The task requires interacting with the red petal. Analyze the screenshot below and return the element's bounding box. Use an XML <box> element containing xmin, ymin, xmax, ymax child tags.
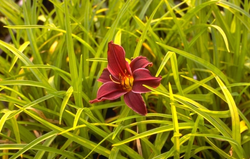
<box><xmin>107</xmin><ymin>41</ymin><xmax>132</xmax><ymax>77</ymax></box>
<box><xmin>97</xmin><ymin>68</ymin><xmax>110</xmax><ymax>83</ymax></box>
<box><xmin>89</xmin><ymin>82</ymin><xmax>127</xmax><ymax>103</ymax></box>
<box><xmin>98</xmin><ymin>68</ymin><xmax>111</xmax><ymax>83</ymax></box>
<box><xmin>132</xmin><ymin>68</ymin><xmax>162</xmax><ymax>93</ymax></box>
<box><xmin>130</xmin><ymin>56</ymin><xmax>153</xmax><ymax>72</ymax></box>
<box><xmin>124</xmin><ymin>91</ymin><xmax>147</xmax><ymax>115</ymax></box>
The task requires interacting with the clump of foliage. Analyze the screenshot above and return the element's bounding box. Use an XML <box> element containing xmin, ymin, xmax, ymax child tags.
<box><xmin>0</xmin><ymin>0</ymin><xmax>250</xmax><ymax>159</ymax></box>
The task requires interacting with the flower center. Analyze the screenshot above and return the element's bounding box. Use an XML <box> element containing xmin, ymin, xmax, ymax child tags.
<box><xmin>120</xmin><ymin>75</ymin><xmax>134</xmax><ymax>91</ymax></box>
<box><xmin>109</xmin><ymin>74</ymin><xmax>134</xmax><ymax>91</ymax></box>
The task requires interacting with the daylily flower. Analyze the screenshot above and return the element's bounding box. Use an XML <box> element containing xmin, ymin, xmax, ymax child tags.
<box><xmin>90</xmin><ymin>41</ymin><xmax>162</xmax><ymax>115</ymax></box>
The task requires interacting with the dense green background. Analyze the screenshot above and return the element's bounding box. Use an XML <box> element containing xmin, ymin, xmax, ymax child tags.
<box><xmin>0</xmin><ymin>0</ymin><xmax>250</xmax><ymax>158</ymax></box>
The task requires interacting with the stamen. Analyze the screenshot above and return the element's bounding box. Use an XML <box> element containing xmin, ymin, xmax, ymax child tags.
<box><xmin>109</xmin><ymin>75</ymin><xmax>120</xmax><ymax>84</ymax></box>
<box><xmin>129</xmin><ymin>78</ymin><xmax>133</xmax><ymax>87</ymax></box>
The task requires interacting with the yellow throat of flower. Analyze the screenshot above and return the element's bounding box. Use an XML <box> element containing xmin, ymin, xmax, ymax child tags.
<box><xmin>121</xmin><ymin>75</ymin><xmax>134</xmax><ymax>91</ymax></box>
<box><xmin>109</xmin><ymin>74</ymin><xmax>134</xmax><ymax>91</ymax></box>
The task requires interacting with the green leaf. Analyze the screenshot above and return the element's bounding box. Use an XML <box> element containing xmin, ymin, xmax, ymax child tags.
<box><xmin>59</xmin><ymin>86</ymin><xmax>73</xmax><ymax>125</ymax></box>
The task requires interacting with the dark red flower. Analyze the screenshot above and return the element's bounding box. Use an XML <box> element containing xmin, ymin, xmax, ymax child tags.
<box><xmin>90</xmin><ymin>41</ymin><xmax>162</xmax><ymax>115</ymax></box>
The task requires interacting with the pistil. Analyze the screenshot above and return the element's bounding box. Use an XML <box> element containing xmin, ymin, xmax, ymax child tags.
<box><xmin>109</xmin><ymin>75</ymin><xmax>120</xmax><ymax>84</ymax></box>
